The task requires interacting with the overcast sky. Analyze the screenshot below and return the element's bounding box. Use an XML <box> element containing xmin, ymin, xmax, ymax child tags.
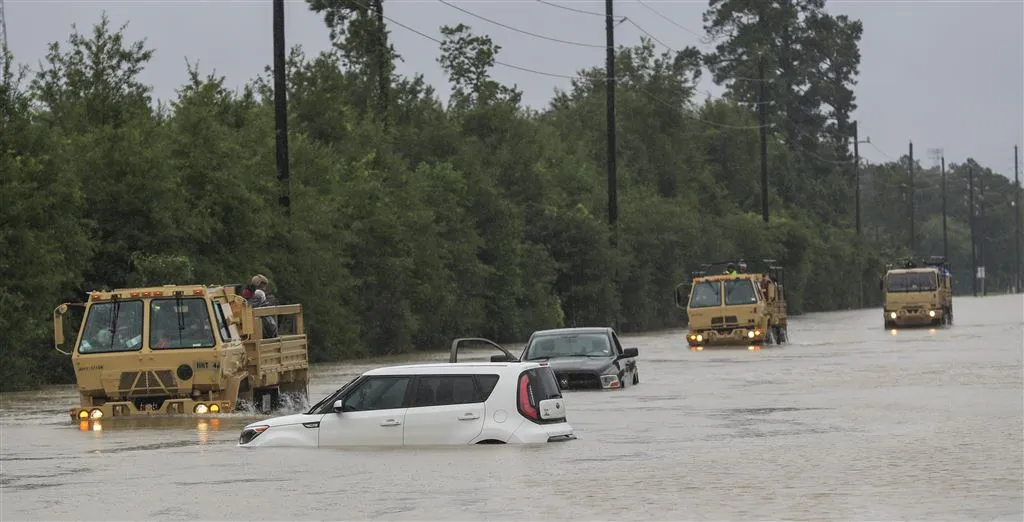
<box><xmin>6</xmin><ymin>0</ymin><xmax>1023</xmax><ymax>177</ymax></box>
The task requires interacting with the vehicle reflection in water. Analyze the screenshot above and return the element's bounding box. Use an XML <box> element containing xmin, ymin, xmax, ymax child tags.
<box><xmin>890</xmin><ymin>328</ymin><xmax>898</xmax><ymax>336</ymax></box>
<box><xmin>689</xmin><ymin>345</ymin><xmax>766</xmax><ymax>352</ymax></box>
<box><xmin>75</xmin><ymin>415</ymin><xmax>233</xmax><ymax>444</ymax></box>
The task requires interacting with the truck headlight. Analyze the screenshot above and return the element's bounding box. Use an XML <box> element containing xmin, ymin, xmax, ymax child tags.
<box><xmin>928</xmin><ymin>310</ymin><xmax>936</xmax><ymax>318</ymax></box>
<box><xmin>600</xmin><ymin>374</ymin><xmax>621</xmax><ymax>389</ymax></box>
<box><xmin>890</xmin><ymin>312</ymin><xmax>897</xmax><ymax>319</ymax></box>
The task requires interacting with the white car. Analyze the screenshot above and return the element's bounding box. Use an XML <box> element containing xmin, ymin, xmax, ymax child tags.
<box><xmin>237</xmin><ymin>357</ymin><xmax>575</xmax><ymax>447</ymax></box>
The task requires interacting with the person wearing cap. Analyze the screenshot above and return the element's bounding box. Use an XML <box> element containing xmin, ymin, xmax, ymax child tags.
<box><xmin>242</xmin><ymin>274</ymin><xmax>277</xmax><ymax>304</ymax></box>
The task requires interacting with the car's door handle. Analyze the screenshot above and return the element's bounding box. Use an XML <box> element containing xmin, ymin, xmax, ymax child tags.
<box><xmin>457</xmin><ymin>413</ymin><xmax>480</xmax><ymax>421</ymax></box>
<box><xmin>380</xmin><ymin>419</ymin><xmax>401</xmax><ymax>427</ymax></box>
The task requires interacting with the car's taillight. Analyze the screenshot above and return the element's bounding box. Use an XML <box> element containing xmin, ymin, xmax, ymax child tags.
<box><xmin>518</xmin><ymin>373</ymin><xmax>539</xmax><ymax>422</ymax></box>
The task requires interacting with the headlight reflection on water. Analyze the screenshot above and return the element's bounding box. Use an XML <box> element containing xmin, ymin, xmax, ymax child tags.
<box><xmin>77</xmin><ymin>417</ymin><xmax>221</xmax><ymax>443</ymax></box>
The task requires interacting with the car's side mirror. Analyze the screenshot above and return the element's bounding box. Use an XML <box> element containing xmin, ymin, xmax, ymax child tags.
<box><xmin>621</xmin><ymin>347</ymin><xmax>639</xmax><ymax>358</ymax></box>
<box><xmin>490</xmin><ymin>354</ymin><xmax>516</xmax><ymax>362</ymax></box>
<box><xmin>332</xmin><ymin>399</ymin><xmax>344</xmax><ymax>413</ymax></box>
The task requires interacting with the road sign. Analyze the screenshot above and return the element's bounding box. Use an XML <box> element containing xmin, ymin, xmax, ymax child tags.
<box><xmin>976</xmin><ymin>266</ymin><xmax>986</xmax><ymax>279</ymax></box>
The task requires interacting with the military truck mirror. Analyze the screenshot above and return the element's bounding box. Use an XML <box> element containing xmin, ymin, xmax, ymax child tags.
<box><xmin>53</xmin><ymin>303</ymin><xmax>73</xmax><ymax>355</ymax></box>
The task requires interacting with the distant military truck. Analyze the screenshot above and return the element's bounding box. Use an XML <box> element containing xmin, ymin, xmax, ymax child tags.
<box><xmin>53</xmin><ymin>284</ymin><xmax>309</xmax><ymax>421</ymax></box>
<box><xmin>880</xmin><ymin>256</ymin><xmax>953</xmax><ymax>328</ymax></box>
<box><xmin>674</xmin><ymin>260</ymin><xmax>789</xmax><ymax>349</ymax></box>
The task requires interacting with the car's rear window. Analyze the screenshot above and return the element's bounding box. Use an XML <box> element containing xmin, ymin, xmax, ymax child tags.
<box><xmin>474</xmin><ymin>374</ymin><xmax>500</xmax><ymax>400</ymax></box>
<box><xmin>527</xmin><ymin>367</ymin><xmax>562</xmax><ymax>400</ymax></box>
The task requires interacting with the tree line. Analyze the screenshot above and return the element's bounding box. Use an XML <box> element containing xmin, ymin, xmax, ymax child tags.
<box><xmin>1</xmin><ymin>0</ymin><xmax>1020</xmax><ymax>391</ymax></box>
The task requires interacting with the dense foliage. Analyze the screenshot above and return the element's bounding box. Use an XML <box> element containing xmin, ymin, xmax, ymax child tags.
<box><xmin>1</xmin><ymin>1</ymin><xmax>1020</xmax><ymax>390</ymax></box>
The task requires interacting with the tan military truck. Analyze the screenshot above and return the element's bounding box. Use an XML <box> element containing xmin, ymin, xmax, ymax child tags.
<box><xmin>53</xmin><ymin>284</ymin><xmax>309</xmax><ymax>421</ymax></box>
<box><xmin>880</xmin><ymin>256</ymin><xmax>953</xmax><ymax>328</ymax></box>
<box><xmin>674</xmin><ymin>260</ymin><xmax>789</xmax><ymax>349</ymax></box>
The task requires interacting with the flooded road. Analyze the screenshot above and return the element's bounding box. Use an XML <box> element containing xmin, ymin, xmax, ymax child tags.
<box><xmin>2</xmin><ymin>294</ymin><xmax>1021</xmax><ymax>520</ymax></box>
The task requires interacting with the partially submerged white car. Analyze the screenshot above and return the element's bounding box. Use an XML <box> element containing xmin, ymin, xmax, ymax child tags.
<box><xmin>238</xmin><ymin>341</ymin><xmax>575</xmax><ymax>447</ymax></box>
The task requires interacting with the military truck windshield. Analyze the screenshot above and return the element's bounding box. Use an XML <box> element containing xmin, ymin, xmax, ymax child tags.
<box><xmin>724</xmin><ymin>279</ymin><xmax>759</xmax><ymax>305</ymax></box>
<box><xmin>887</xmin><ymin>272</ymin><xmax>937</xmax><ymax>292</ymax></box>
<box><xmin>524</xmin><ymin>333</ymin><xmax>612</xmax><ymax>360</ymax></box>
<box><xmin>78</xmin><ymin>300</ymin><xmax>144</xmax><ymax>354</ymax></box>
<box><xmin>150</xmin><ymin>297</ymin><xmax>216</xmax><ymax>349</ymax></box>
<box><xmin>689</xmin><ymin>281</ymin><xmax>722</xmax><ymax>308</ymax></box>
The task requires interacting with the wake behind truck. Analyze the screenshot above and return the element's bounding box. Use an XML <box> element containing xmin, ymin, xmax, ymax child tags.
<box><xmin>880</xmin><ymin>256</ymin><xmax>953</xmax><ymax>328</ymax></box>
<box><xmin>674</xmin><ymin>260</ymin><xmax>789</xmax><ymax>349</ymax></box>
<box><xmin>53</xmin><ymin>283</ymin><xmax>309</xmax><ymax>422</ymax></box>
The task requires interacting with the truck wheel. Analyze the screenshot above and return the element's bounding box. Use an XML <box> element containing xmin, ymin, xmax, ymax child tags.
<box><xmin>765</xmin><ymin>328</ymin><xmax>777</xmax><ymax>345</ymax></box>
<box><xmin>777</xmin><ymin>327</ymin><xmax>788</xmax><ymax>344</ymax></box>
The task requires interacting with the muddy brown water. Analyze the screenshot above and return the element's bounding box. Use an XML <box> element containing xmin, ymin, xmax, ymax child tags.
<box><xmin>1</xmin><ymin>294</ymin><xmax>1021</xmax><ymax>520</ymax></box>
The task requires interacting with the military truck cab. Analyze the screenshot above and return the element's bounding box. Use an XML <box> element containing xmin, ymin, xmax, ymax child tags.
<box><xmin>880</xmin><ymin>257</ymin><xmax>953</xmax><ymax>328</ymax></box>
<box><xmin>674</xmin><ymin>260</ymin><xmax>789</xmax><ymax>349</ymax></box>
<box><xmin>53</xmin><ymin>284</ymin><xmax>309</xmax><ymax>422</ymax></box>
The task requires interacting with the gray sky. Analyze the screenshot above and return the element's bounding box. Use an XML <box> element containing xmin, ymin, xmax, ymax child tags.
<box><xmin>6</xmin><ymin>0</ymin><xmax>1023</xmax><ymax>177</ymax></box>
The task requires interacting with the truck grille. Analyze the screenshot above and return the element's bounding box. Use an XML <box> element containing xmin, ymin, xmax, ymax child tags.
<box><xmin>117</xmin><ymin>370</ymin><xmax>180</xmax><ymax>397</ymax></box>
<box><xmin>554</xmin><ymin>372</ymin><xmax>601</xmax><ymax>390</ymax></box>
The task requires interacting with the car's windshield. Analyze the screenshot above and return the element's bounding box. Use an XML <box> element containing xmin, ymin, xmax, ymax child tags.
<box><xmin>724</xmin><ymin>279</ymin><xmax>759</xmax><ymax>305</ymax></box>
<box><xmin>150</xmin><ymin>297</ymin><xmax>216</xmax><ymax>349</ymax></box>
<box><xmin>524</xmin><ymin>333</ymin><xmax>612</xmax><ymax>360</ymax></box>
<box><xmin>887</xmin><ymin>272</ymin><xmax>937</xmax><ymax>292</ymax></box>
<box><xmin>307</xmin><ymin>376</ymin><xmax>360</xmax><ymax>414</ymax></box>
<box><xmin>77</xmin><ymin>300</ymin><xmax>144</xmax><ymax>354</ymax></box>
<box><xmin>689</xmin><ymin>281</ymin><xmax>722</xmax><ymax>308</ymax></box>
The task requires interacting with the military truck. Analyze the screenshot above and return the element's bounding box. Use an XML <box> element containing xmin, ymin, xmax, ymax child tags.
<box><xmin>674</xmin><ymin>260</ymin><xmax>789</xmax><ymax>349</ymax></box>
<box><xmin>880</xmin><ymin>256</ymin><xmax>953</xmax><ymax>328</ymax></box>
<box><xmin>53</xmin><ymin>284</ymin><xmax>309</xmax><ymax>421</ymax></box>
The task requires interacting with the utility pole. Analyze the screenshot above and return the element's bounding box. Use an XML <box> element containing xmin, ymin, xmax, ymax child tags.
<box><xmin>930</xmin><ymin>148</ymin><xmax>947</xmax><ymax>260</ymax></box>
<box><xmin>373</xmin><ymin>0</ymin><xmax>389</xmax><ymax>130</ymax></box>
<box><xmin>941</xmin><ymin>155</ymin><xmax>947</xmax><ymax>260</ymax></box>
<box><xmin>979</xmin><ymin>173</ymin><xmax>986</xmax><ymax>296</ymax></box>
<box><xmin>908</xmin><ymin>141</ymin><xmax>915</xmax><ymax>253</ymax></box>
<box><xmin>853</xmin><ymin>122</ymin><xmax>861</xmax><ymax>235</ymax></box>
<box><xmin>605</xmin><ymin>0</ymin><xmax>617</xmax><ymax>235</ymax></box>
<box><xmin>968</xmin><ymin>165</ymin><xmax>977</xmax><ymax>297</ymax></box>
<box><xmin>0</xmin><ymin>0</ymin><xmax>7</xmax><ymax>57</ymax></box>
<box><xmin>852</xmin><ymin>123</ymin><xmax>871</xmax><ymax>309</ymax></box>
<box><xmin>758</xmin><ymin>54</ymin><xmax>769</xmax><ymax>223</ymax></box>
<box><xmin>1015</xmin><ymin>145</ymin><xmax>1020</xmax><ymax>293</ymax></box>
<box><xmin>272</xmin><ymin>0</ymin><xmax>291</xmax><ymax>214</ymax></box>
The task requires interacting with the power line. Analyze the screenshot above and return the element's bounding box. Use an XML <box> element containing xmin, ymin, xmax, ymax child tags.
<box><xmin>438</xmin><ymin>0</ymin><xmax>607</xmax><ymax>49</ymax></box>
<box><xmin>367</xmin><ymin>4</ymin><xmax>773</xmax><ymax>131</ymax></box>
<box><xmin>535</xmin><ymin>0</ymin><xmax>615</xmax><ymax>19</ymax></box>
<box><xmin>635</xmin><ymin>0</ymin><xmax>707</xmax><ymax>43</ymax></box>
<box><xmin>622</xmin><ymin>17</ymin><xmax>674</xmax><ymax>52</ymax></box>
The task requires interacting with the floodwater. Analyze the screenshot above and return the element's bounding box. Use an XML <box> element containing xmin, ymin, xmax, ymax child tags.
<box><xmin>1</xmin><ymin>294</ymin><xmax>1021</xmax><ymax>521</ymax></box>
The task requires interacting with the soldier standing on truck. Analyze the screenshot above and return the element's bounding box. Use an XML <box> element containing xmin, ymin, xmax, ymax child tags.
<box><xmin>243</xmin><ymin>274</ymin><xmax>280</xmax><ymax>306</ymax></box>
<box><xmin>248</xmin><ymin>289</ymin><xmax>279</xmax><ymax>338</ymax></box>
